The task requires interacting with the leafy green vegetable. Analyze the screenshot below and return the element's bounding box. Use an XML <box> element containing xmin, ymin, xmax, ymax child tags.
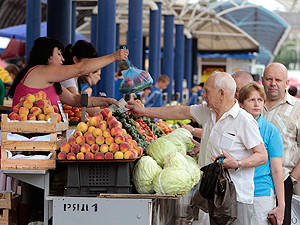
<box><xmin>133</xmin><ymin>156</ymin><xmax>162</xmax><ymax>194</ymax></box>
<box><xmin>185</xmin><ymin>155</ymin><xmax>201</xmax><ymax>186</ymax></box>
<box><xmin>164</xmin><ymin>152</ymin><xmax>188</xmax><ymax>169</ymax></box>
<box><xmin>168</xmin><ymin>128</ymin><xmax>195</xmax><ymax>152</ymax></box>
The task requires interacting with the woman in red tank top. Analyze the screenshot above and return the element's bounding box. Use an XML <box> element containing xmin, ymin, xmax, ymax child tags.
<box><xmin>9</xmin><ymin>37</ymin><xmax>129</xmax><ymax>110</ymax></box>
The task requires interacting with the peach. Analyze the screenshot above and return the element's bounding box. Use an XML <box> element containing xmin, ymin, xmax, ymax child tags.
<box><xmin>118</xmin><ymin>121</ymin><xmax>123</xmax><ymax>128</ymax></box>
<box><xmin>38</xmin><ymin>91</ymin><xmax>47</xmax><ymax>99</ymax></box>
<box><xmin>76</xmin><ymin>136</ymin><xmax>85</xmax><ymax>145</ymax></box>
<box><xmin>107</xmin><ymin>116</ymin><xmax>117</xmax><ymax>125</ymax></box>
<box><xmin>94</xmin><ymin>152</ymin><xmax>105</xmax><ymax>160</ymax></box>
<box><xmin>8</xmin><ymin>112</ymin><xmax>18</xmax><ymax>120</ymax></box>
<box><xmin>109</xmin><ymin>120</ymin><xmax>120</xmax><ymax>129</ymax></box>
<box><xmin>104</xmin><ymin>152</ymin><xmax>114</xmax><ymax>159</ymax></box>
<box><xmin>77</xmin><ymin>122</ymin><xmax>88</xmax><ymax>133</ymax></box>
<box><xmin>53</xmin><ymin>105</ymin><xmax>59</xmax><ymax>113</ymax></box>
<box><xmin>54</xmin><ymin>113</ymin><xmax>61</xmax><ymax>122</ymax></box>
<box><xmin>30</xmin><ymin>107</ymin><xmax>42</xmax><ymax>116</ymax></box>
<box><xmin>20</xmin><ymin>96</ymin><xmax>26</xmax><ymax>102</ymax></box>
<box><xmin>101</xmin><ymin>108</ymin><xmax>112</xmax><ymax>119</ymax></box>
<box><xmin>124</xmin><ymin>150</ymin><xmax>135</xmax><ymax>159</ymax></box>
<box><xmin>45</xmin><ymin>113</ymin><xmax>54</xmax><ymax>121</ymax></box>
<box><xmin>114</xmin><ymin>151</ymin><xmax>124</xmax><ymax>159</ymax></box>
<box><xmin>23</xmin><ymin>100</ymin><xmax>33</xmax><ymax>109</ymax></box>
<box><xmin>19</xmin><ymin>107</ymin><xmax>29</xmax><ymax>115</ymax></box>
<box><xmin>100</xmin><ymin>144</ymin><xmax>109</xmax><ymax>154</ymax></box>
<box><xmin>76</xmin><ymin>152</ymin><xmax>85</xmax><ymax>160</ymax></box>
<box><xmin>71</xmin><ymin>144</ymin><xmax>80</xmax><ymax>154</ymax></box>
<box><xmin>58</xmin><ymin>152</ymin><xmax>67</xmax><ymax>160</ymax></box>
<box><xmin>34</xmin><ymin>93</ymin><xmax>42</xmax><ymax>101</ymax></box>
<box><xmin>89</xmin><ymin>116</ymin><xmax>100</xmax><ymax>127</ymax></box>
<box><xmin>136</xmin><ymin>146</ymin><xmax>143</xmax><ymax>156</ymax></box>
<box><xmin>42</xmin><ymin>99</ymin><xmax>48</xmax><ymax>107</ymax></box>
<box><xmin>60</xmin><ymin>142</ymin><xmax>71</xmax><ymax>153</ymax></box>
<box><xmin>35</xmin><ymin>99</ymin><xmax>45</xmax><ymax>108</ymax></box>
<box><xmin>43</xmin><ymin>105</ymin><xmax>54</xmax><ymax>115</ymax></box>
<box><xmin>45</xmin><ymin>98</ymin><xmax>51</xmax><ymax>105</ymax></box>
<box><xmin>115</xmin><ymin>135</ymin><xmax>126</xmax><ymax>144</ymax></box>
<box><xmin>122</xmin><ymin>129</ymin><xmax>127</xmax><ymax>135</ymax></box>
<box><xmin>84</xmin><ymin>131</ymin><xmax>93</xmax><ymax>139</ymax></box>
<box><xmin>86</xmin><ymin>135</ymin><xmax>96</xmax><ymax>145</ymax></box>
<box><xmin>27</xmin><ymin>114</ymin><xmax>36</xmax><ymax>120</ymax></box>
<box><xmin>98</xmin><ymin>121</ymin><xmax>107</xmax><ymax>131</ymax></box>
<box><xmin>105</xmin><ymin>136</ymin><xmax>114</xmax><ymax>145</ymax></box>
<box><xmin>129</xmin><ymin>139</ymin><xmax>137</xmax><ymax>149</ymax></box>
<box><xmin>92</xmin><ymin>128</ymin><xmax>102</xmax><ymax>137</ymax></box>
<box><xmin>17</xmin><ymin>114</ymin><xmax>28</xmax><ymax>121</ymax></box>
<box><xmin>93</xmin><ymin>112</ymin><xmax>103</xmax><ymax>121</ymax></box>
<box><xmin>12</xmin><ymin>105</ymin><xmax>20</xmax><ymax>114</ymax></box>
<box><xmin>95</xmin><ymin>135</ymin><xmax>105</xmax><ymax>145</ymax></box>
<box><xmin>19</xmin><ymin>100</ymin><xmax>25</xmax><ymax>107</ymax></box>
<box><xmin>111</xmin><ymin>127</ymin><xmax>123</xmax><ymax>137</ymax></box>
<box><xmin>80</xmin><ymin>144</ymin><xmax>90</xmax><ymax>154</ymax></box>
<box><xmin>91</xmin><ymin>144</ymin><xmax>100</xmax><ymax>153</ymax></box>
<box><xmin>74</xmin><ymin>130</ymin><xmax>83</xmax><ymax>138</ymax></box>
<box><xmin>37</xmin><ymin>114</ymin><xmax>46</xmax><ymax>121</ymax></box>
<box><xmin>26</xmin><ymin>94</ymin><xmax>35</xmax><ymax>102</ymax></box>
<box><xmin>88</xmin><ymin>126</ymin><xmax>96</xmax><ymax>133</ymax></box>
<box><xmin>68</xmin><ymin>137</ymin><xmax>76</xmax><ymax>146</ymax></box>
<box><xmin>85</xmin><ymin>152</ymin><xmax>94</xmax><ymax>160</ymax></box>
<box><xmin>132</xmin><ymin>149</ymin><xmax>138</xmax><ymax>158</ymax></box>
<box><xmin>124</xmin><ymin>134</ymin><xmax>132</xmax><ymax>140</ymax></box>
<box><xmin>103</xmin><ymin>129</ymin><xmax>111</xmax><ymax>138</ymax></box>
<box><xmin>120</xmin><ymin>142</ymin><xmax>130</xmax><ymax>153</ymax></box>
<box><xmin>109</xmin><ymin>143</ymin><xmax>119</xmax><ymax>153</ymax></box>
<box><xmin>67</xmin><ymin>152</ymin><xmax>76</xmax><ymax>160</ymax></box>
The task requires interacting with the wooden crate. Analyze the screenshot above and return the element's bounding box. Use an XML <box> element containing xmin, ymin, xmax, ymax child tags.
<box><xmin>0</xmin><ymin>187</ymin><xmax>22</xmax><ymax>210</ymax></box>
<box><xmin>1</xmin><ymin>114</ymin><xmax>68</xmax><ymax>170</ymax></box>
<box><xmin>0</xmin><ymin>209</ymin><xmax>17</xmax><ymax>225</ymax></box>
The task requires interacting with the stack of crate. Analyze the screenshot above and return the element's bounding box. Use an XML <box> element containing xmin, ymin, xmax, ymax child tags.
<box><xmin>0</xmin><ymin>187</ymin><xmax>21</xmax><ymax>225</ymax></box>
<box><xmin>1</xmin><ymin>114</ymin><xmax>68</xmax><ymax>170</ymax></box>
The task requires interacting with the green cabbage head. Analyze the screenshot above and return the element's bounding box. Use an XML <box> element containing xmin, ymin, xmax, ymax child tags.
<box><xmin>185</xmin><ymin>155</ymin><xmax>201</xmax><ymax>186</ymax></box>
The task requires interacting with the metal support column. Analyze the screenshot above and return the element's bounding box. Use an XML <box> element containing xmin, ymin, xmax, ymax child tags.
<box><xmin>156</xmin><ymin>2</ymin><xmax>162</xmax><ymax>76</ymax></box>
<box><xmin>96</xmin><ymin>0</ymin><xmax>116</xmax><ymax>97</ymax></box>
<box><xmin>26</xmin><ymin>0</ymin><xmax>41</xmax><ymax>59</ymax></box>
<box><xmin>91</xmin><ymin>14</ymin><xmax>97</xmax><ymax>48</ymax></box>
<box><xmin>163</xmin><ymin>15</ymin><xmax>174</xmax><ymax>102</ymax></box>
<box><xmin>185</xmin><ymin>37</ymin><xmax>192</xmax><ymax>98</ymax></box>
<box><xmin>174</xmin><ymin>24</ymin><xmax>184</xmax><ymax>102</ymax></box>
<box><xmin>47</xmin><ymin>0</ymin><xmax>72</xmax><ymax>46</ymax></box>
<box><xmin>127</xmin><ymin>0</ymin><xmax>143</xmax><ymax>68</ymax></box>
<box><xmin>192</xmin><ymin>38</ymin><xmax>198</xmax><ymax>87</ymax></box>
<box><xmin>71</xmin><ymin>1</ymin><xmax>76</xmax><ymax>44</ymax></box>
<box><xmin>149</xmin><ymin>3</ymin><xmax>159</xmax><ymax>83</ymax></box>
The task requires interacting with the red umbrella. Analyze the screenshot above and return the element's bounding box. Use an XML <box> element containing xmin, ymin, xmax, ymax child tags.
<box><xmin>1</xmin><ymin>38</ymin><xmax>25</xmax><ymax>60</ymax></box>
<box><xmin>288</xmin><ymin>78</ymin><xmax>300</xmax><ymax>87</ymax></box>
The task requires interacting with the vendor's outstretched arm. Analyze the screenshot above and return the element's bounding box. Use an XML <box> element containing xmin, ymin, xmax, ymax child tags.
<box><xmin>126</xmin><ymin>101</ymin><xmax>192</xmax><ymax>120</ymax></box>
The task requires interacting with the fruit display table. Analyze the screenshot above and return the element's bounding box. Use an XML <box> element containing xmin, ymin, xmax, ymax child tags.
<box><xmin>52</xmin><ymin>194</ymin><xmax>181</xmax><ymax>225</ymax></box>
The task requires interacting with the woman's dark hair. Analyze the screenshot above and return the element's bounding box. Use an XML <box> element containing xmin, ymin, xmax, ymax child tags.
<box><xmin>8</xmin><ymin>37</ymin><xmax>64</xmax><ymax>97</ymax></box>
<box><xmin>63</xmin><ymin>40</ymin><xmax>98</xmax><ymax>93</ymax></box>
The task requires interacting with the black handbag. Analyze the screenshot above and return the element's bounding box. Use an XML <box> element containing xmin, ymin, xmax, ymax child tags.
<box><xmin>199</xmin><ymin>159</ymin><xmax>221</xmax><ymax>199</ymax></box>
<box><xmin>208</xmin><ymin>164</ymin><xmax>237</xmax><ymax>225</ymax></box>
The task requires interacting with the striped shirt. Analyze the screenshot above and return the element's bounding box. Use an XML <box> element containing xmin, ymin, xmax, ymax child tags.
<box><xmin>263</xmin><ymin>91</ymin><xmax>300</xmax><ymax>180</ymax></box>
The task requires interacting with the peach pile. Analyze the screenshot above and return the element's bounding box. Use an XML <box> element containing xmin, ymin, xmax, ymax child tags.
<box><xmin>9</xmin><ymin>91</ymin><xmax>62</xmax><ymax>122</ymax></box>
<box><xmin>57</xmin><ymin>108</ymin><xmax>142</xmax><ymax>160</ymax></box>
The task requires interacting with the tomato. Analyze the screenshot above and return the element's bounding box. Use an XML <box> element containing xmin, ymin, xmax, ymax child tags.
<box><xmin>63</xmin><ymin>105</ymin><xmax>72</xmax><ymax>110</ymax></box>
<box><xmin>63</xmin><ymin>109</ymin><xmax>71</xmax><ymax>114</ymax></box>
<box><xmin>71</xmin><ymin>117</ymin><xmax>80</xmax><ymax>121</ymax></box>
<box><xmin>75</xmin><ymin>111</ymin><xmax>81</xmax><ymax>118</ymax></box>
<box><xmin>72</xmin><ymin>107</ymin><xmax>80</xmax><ymax>113</ymax></box>
<box><xmin>68</xmin><ymin>111</ymin><xmax>75</xmax><ymax>117</ymax></box>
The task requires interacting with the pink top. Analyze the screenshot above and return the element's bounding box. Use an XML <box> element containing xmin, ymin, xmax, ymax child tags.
<box><xmin>12</xmin><ymin>66</ymin><xmax>60</xmax><ymax>109</ymax></box>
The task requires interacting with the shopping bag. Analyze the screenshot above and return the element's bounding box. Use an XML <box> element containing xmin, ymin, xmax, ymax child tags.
<box><xmin>208</xmin><ymin>164</ymin><xmax>237</xmax><ymax>225</ymax></box>
<box><xmin>119</xmin><ymin>46</ymin><xmax>153</xmax><ymax>94</ymax></box>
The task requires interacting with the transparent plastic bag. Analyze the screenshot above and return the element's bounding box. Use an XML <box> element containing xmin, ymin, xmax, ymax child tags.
<box><xmin>119</xmin><ymin>47</ymin><xmax>153</xmax><ymax>94</ymax></box>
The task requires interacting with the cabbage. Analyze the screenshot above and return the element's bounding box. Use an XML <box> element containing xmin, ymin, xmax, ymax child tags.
<box><xmin>153</xmin><ymin>167</ymin><xmax>193</xmax><ymax>195</ymax></box>
<box><xmin>164</xmin><ymin>152</ymin><xmax>188</xmax><ymax>169</ymax></box>
<box><xmin>185</xmin><ymin>155</ymin><xmax>201</xmax><ymax>186</ymax></box>
<box><xmin>146</xmin><ymin>136</ymin><xmax>186</xmax><ymax>167</ymax></box>
<box><xmin>133</xmin><ymin>156</ymin><xmax>162</xmax><ymax>194</ymax></box>
<box><xmin>169</xmin><ymin>128</ymin><xmax>195</xmax><ymax>152</ymax></box>
<box><xmin>161</xmin><ymin>135</ymin><xmax>187</xmax><ymax>156</ymax></box>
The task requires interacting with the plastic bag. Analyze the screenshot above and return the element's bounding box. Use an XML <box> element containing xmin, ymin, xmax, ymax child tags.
<box><xmin>119</xmin><ymin>47</ymin><xmax>153</xmax><ymax>94</ymax></box>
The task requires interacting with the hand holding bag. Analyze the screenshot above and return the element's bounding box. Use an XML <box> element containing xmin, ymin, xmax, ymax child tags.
<box><xmin>208</xmin><ymin>164</ymin><xmax>237</xmax><ymax>225</ymax></box>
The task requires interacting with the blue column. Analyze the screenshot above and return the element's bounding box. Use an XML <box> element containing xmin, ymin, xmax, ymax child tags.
<box><xmin>71</xmin><ymin>1</ymin><xmax>76</xmax><ymax>44</ymax></box>
<box><xmin>96</xmin><ymin>0</ymin><xmax>116</xmax><ymax>98</ymax></box>
<box><xmin>26</xmin><ymin>0</ymin><xmax>41</xmax><ymax>60</ymax></box>
<box><xmin>174</xmin><ymin>24</ymin><xmax>184</xmax><ymax>102</ymax></box>
<box><xmin>163</xmin><ymin>15</ymin><xmax>174</xmax><ymax>102</ymax></box>
<box><xmin>115</xmin><ymin>23</ymin><xmax>120</xmax><ymax>72</ymax></box>
<box><xmin>91</xmin><ymin>14</ymin><xmax>97</xmax><ymax>48</ymax></box>
<box><xmin>47</xmin><ymin>0</ymin><xmax>72</xmax><ymax>46</ymax></box>
<box><xmin>185</xmin><ymin>37</ymin><xmax>192</xmax><ymax>97</ymax></box>
<box><xmin>127</xmin><ymin>0</ymin><xmax>143</xmax><ymax>68</ymax></box>
<box><xmin>148</xmin><ymin>4</ymin><xmax>159</xmax><ymax>83</ymax></box>
<box><xmin>156</xmin><ymin>2</ymin><xmax>162</xmax><ymax>76</ymax></box>
<box><xmin>192</xmin><ymin>38</ymin><xmax>198</xmax><ymax>87</ymax></box>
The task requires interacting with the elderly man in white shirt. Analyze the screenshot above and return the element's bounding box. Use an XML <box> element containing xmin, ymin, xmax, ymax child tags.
<box><xmin>126</xmin><ymin>72</ymin><xmax>268</xmax><ymax>225</ymax></box>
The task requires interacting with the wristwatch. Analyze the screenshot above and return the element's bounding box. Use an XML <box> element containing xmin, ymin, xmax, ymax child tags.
<box><xmin>235</xmin><ymin>160</ymin><xmax>242</xmax><ymax>171</ymax></box>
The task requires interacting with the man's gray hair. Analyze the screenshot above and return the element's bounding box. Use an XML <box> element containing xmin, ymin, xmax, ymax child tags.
<box><xmin>213</xmin><ymin>72</ymin><xmax>236</xmax><ymax>98</ymax></box>
<box><xmin>232</xmin><ymin>70</ymin><xmax>253</xmax><ymax>83</ymax></box>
